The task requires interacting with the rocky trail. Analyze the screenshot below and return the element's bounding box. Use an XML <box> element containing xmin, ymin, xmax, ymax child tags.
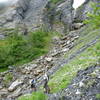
<box><xmin>0</xmin><ymin>26</ymin><xmax>100</xmax><ymax>100</ymax></box>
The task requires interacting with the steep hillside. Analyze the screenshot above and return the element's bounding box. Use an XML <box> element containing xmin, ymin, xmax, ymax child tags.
<box><xmin>0</xmin><ymin>0</ymin><xmax>100</xmax><ymax>100</ymax></box>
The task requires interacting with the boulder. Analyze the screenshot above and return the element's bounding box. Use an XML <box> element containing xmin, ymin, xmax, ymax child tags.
<box><xmin>8</xmin><ymin>79</ymin><xmax>23</xmax><ymax>92</ymax></box>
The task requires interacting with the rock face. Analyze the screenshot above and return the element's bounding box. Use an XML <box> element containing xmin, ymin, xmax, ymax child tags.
<box><xmin>43</xmin><ymin>0</ymin><xmax>74</xmax><ymax>34</ymax></box>
<box><xmin>0</xmin><ymin>0</ymin><xmax>75</xmax><ymax>33</ymax></box>
<box><xmin>0</xmin><ymin>0</ymin><xmax>49</xmax><ymax>31</ymax></box>
<box><xmin>24</xmin><ymin>0</ymin><xmax>49</xmax><ymax>30</ymax></box>
<box><xmin>48</xmin><ymin>64</ymin><xmax>100</xmax><ymax>100</ymax></box>
<box><xmin>0</xmin><ymin>0</ymin><xmax>29</xmax><ymax>28</ymax></box>
<box><xmin>74</xmin><ymin>0</ymin><xmax>100</xmax><ymax>22</ymax></box>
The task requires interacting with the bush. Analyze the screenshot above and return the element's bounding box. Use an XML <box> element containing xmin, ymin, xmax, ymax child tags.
<box><xmin>84</xmin><ymin>3</ymin><xmax>100</xmax><ymax>29</ymax></box>
<box><xmin>0</xmin><ymin>29</ymin><xmax>51</xmax><ymax>68</ymax></box>
<box><xmin>18</xmin><ymin>92</ymin><xmax>47</xmax><ymax>100</ymax></box>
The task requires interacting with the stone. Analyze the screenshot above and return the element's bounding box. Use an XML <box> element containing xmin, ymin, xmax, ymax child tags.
<box><xmin>45</xmin><ymin>57</ymin><xmax>53</xmax><ymax>62</ymax></box>
<box><xmin>67</xmin><ymin>40</ymin><xmax>71</xmax><ymax>45</ymax></box>
<box><xmin>7</xmin><ymin>88</ymin><xmax>22</xmax><ymax>98</ymax></box>
<box><xmin>62</xmin><ymin>48</ymin><xmax>69</xmax><ymax>52</ymax></box>
<box><xmin>0</xmin><ymin>88</ymin><xmax>8</xmax><ymax>96</ymax></box>
<box><xmin>73</xmin><ymin>23</ymin><xmax>84</xmax><ymax>29</ymax></box>
<box><xmin>79</xmin><ymin>81</ymin><xmax>84</xmax><ymax>87</ymax></box>
<box><xmin>8</xmin><ymin>79</ymin><xmax>23</xmax><ymax>92</ymax></box>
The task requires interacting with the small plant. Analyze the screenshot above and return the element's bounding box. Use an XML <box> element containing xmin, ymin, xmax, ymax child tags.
<box><xmin>18</xmin><ymin>92</ymin><xmax>47</xmax><ymax>100</ymax></box>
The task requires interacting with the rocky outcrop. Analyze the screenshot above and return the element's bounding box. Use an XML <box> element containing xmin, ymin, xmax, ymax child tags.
<box><xmin>74</xmin><ymin>0</ymin><xmax>100</xmax><ymax>22</ymax></box>
<box><xmin>0</xmin><ymin>0</ymin><xmax>29</xmax><ymax>28</ymax></box>
<box><xmin>43</xmin><ymin>0</ymin><xmax>74</xmax><ymax>34</ymax></box>
<box><xmin>48</xmin><ymin>64</ymin><xmax>100</xmax><ymax>100</ymax></box>
<box><xmin>0</xmin><ymin>0</ymin><xmax>49</xmax><ymax>31</ymax></box>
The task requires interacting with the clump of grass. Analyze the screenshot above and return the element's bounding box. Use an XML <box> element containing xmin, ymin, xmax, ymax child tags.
<box><xmin>0</xmin><ymin>29</ymin><xmax>53</xmax><ymax>69</ymax></box>
<box><xmin>18</xmin><ymin>92</ymin><xmax>47</xmax><ymax>100</ymax></box>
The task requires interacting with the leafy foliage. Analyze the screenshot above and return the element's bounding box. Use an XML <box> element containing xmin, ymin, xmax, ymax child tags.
<box><xmin>84</xmin><ymin>3</ymin><xmax>100</xmax><ymax>29</ymax></box>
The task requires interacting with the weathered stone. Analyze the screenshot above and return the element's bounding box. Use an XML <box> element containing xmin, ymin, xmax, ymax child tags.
<box><xmin>0</xmin><ymin>88</ymin><xmax>8</xmax><ymax>96</ymax></box>
<box><xmin>73</xmin><ymin>23</ymin><xmax>84</xmax><ymax>29</ymax></box>
<box><xmin>7</xmin><ymin>88</ymin><xmax>22</xmax><ymax>98</ymax></box>
<box><xmin>61</xmin><ymin>48</ymin><xmax>69</xmax><ymax>52</ymax></box>
<box><xmin>8</xmin><ymin>79</ymin><xmax>23</xmax><ymax>92</ymax></box>
<box><xmin>45</xmin><ymin>57</ymin><xmax>53</xmax><ymax>62</ymax></box>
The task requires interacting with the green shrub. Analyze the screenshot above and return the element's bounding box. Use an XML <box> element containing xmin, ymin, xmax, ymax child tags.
<box><xmin>18</xmin><ymin>92</ymin><xmax>47</xmax><ymax>100</ymax></box>
<box><xmin>84</xmin><ymin>3</ymin><xmax>100</xmax><ymax>29</ymax></box>
<box><xmin>0</xmin><ymin>29</ymin><xmax>51</xmax><ymax>68</ymax></box>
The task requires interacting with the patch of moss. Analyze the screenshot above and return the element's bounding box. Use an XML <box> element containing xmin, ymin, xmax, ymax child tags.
<box><xmin>18</xmin><ymin>92</ymin><xmax>47</xmax><ymax>100</ymax></box>
<box><xmin>96</xmin><ymin>94</ymin><xmax>100</xmax><ymax>99</ymax></box>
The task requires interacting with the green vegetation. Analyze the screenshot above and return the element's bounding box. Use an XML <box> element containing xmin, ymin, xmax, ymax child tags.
<box><xmin>96</xmin><ymin>94</ymin><xmax>100</xmax><ymax>99</ymax></box>
<box><xmin>48</xmin><ymin>26</ymin><xmax>100</xmax><ymax>93</ymax></box>
<box><xmin>0</xmin><ymin>29</ymin><xmax>53</xmax><ymax>69</ymax></box>
<box><xmin>84</xmin><ymin>3</ymin><xmax>100</xmax><ymax>29</ymax></box>
<box><xmin>18</xmin><ymin>92</ymin><xmax>47</xmax><ymax>100</ymax></box>
<box><xmin>50</xmin><ymin>0</ymin><xmax>61</xmax><ymax>4</ymax></box>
